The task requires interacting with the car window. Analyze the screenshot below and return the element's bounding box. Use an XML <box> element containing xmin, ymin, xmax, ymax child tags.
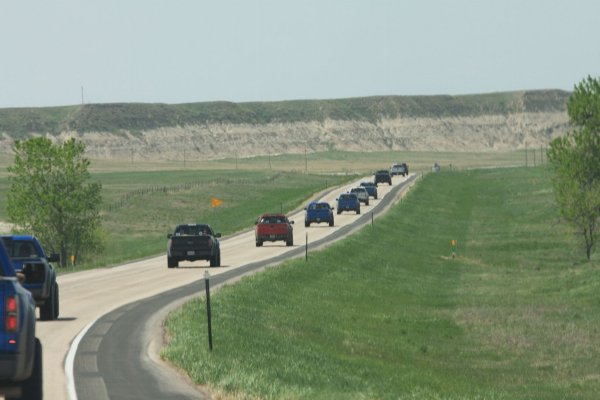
<box><xmin>15</xmin><ymin>242</ymin><xmax>38</xmax><ymax>258</ymax></box>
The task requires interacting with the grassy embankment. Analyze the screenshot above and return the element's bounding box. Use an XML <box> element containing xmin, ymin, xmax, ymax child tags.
<box><xmin>162</xmin><ymin>166</ymin><xmax>600</xmax><ymax>399</ymax></box>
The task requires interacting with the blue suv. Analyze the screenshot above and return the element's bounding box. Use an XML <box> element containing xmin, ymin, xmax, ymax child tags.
<box><xmin>336</xmin><ymin>193</ymin><xmax>361</xmax><ymax>215</ymax></box>
<box><xmin>304</xmin><ymin>202</ymin><xmax>335</xmax><ymax>227</ymax></box>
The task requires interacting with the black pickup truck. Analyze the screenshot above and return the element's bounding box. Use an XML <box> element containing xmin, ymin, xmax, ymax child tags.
<box><xmin>0</xmin><ymin>240</ymin><xmax>43</xmax><ymax>400</ymax></box>
<box><xmin>167</xmin><ymin>224</ymin><xmax>221</xmax><ymax>268</ymax></box>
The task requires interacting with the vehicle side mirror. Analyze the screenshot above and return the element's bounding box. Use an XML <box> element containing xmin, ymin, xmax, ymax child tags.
<box><xmin>290</xmin><ymin>220</ymin><xmax>294</xmax><ymax>224</ymax></box>
<box><xmin>167</xmin><ymin>233</ymin><xmax>173</xmax><ymax>239</ymax></box>
<box><xmin>331</xmin><ymin>207</ymin><xmax>335</xmax><ymax>210</ymax></box>
<box><xmin>48</xmin><ymin>253</ymin><xmax>60</xmax><ymax>263</ymax></box>
<box><xmin>215</xmin><ymin>233</ymin><xmax>222</xmax><ymax>238</ymax></box>
<box><xmin>16</xmin><ymin>272</ymin><xmax>25</xmax><ymax>284</ymax></box>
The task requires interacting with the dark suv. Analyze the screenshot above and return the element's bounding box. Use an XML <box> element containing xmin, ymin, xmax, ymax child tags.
<box><xmin>374</xmin><ymin>170</ymin><xmax>392</xmax><ymax>186</ymax></box>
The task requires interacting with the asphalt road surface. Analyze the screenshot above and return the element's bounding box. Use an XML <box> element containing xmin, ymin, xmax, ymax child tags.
<box><xmin>33</xmin><ymin>174</ymin><xmax>415</xmax><ymax>400</ymax></box>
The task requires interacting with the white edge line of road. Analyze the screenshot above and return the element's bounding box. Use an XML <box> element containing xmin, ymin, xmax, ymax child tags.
<box><xmin>65</xmin><ymin>320</ymin><xmax>96</xmax><ymax>400</ymax></box>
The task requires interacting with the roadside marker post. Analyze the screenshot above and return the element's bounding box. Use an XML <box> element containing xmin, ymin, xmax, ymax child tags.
<box><xmin>204</xmin><ymin>270</ymin><xmax>213</xmax><ymax>351</ymax></box>
<box><xmin>305</xmin><ymin>232</ymin><xmax>308</xmax><ymax>261</ymax></box>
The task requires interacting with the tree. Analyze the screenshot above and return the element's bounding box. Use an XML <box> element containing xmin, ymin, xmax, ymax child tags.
<box><xmin>547</xmin><ymin>76</ymin><xmax>600</xmax><ymax>260</ymax></box>
<box><xmin>7</xmin><ymin>137</ymin><xmax>104</xmax><ymax>267</ymax></box>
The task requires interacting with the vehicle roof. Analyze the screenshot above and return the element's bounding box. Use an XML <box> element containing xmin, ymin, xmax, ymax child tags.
<box><xmin>176</xmin><ymin>223</ymin><xmax>211</xmax><ymax>227</ymax></box>
<box><xmin>259</xmin><ymin>212</ymin><xmax>287</xmax><ymax>217</ymax></box>
<box><xmin>0</xmin><ymin>235</ymin><xmax>36</xmax><ymax>241</ymax></box>
<box><xmin>351</xmin><ymin>187</ymin><xmax>367</xmax><ymax>191</ymax></box>
<box><xmin>375</xmin><ymin>170</ymin><xmax>390</xmax><ymax>173</ymax></box>
<box><xmin>339</xmin><ymin>193</ymin><xmax>358</xmax><ymax>197</ymax></box>
<box><xmin>361</xmin><ymin>181</ymin><xmax>375</xmax><ymax>185</ymax></box>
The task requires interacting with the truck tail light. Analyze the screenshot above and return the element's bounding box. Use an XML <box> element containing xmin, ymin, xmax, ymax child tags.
<box><xmin>5</xmin><ymin>296</ymin><xmax>18</xmax><ymax>332</ymax></box>
<box><xmin>207</xmin><ymin>238</ymin><xmax>213</xmax><ymax>248</ymax></box>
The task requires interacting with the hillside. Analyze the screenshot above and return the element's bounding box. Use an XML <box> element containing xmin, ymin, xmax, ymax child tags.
<box><xmin>0</xmin><ymin>90</ymin><xmax>570</xmax><ymax>160</ymax></box>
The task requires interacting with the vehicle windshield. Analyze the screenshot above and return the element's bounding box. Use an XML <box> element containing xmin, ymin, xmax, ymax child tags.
<box><xmin>5</xmin><ymin>241</ymin><xmax>40</xmax><ymax>259</ymax></box>
<box><xmin>260</xmin><ymin>216</ymin><xmax>286</xmax><ymax>224</ymax></box>
<box><xmin>176</xmin><ymin>225</ymin><xmax>212</xmax><ymax>235</ymax></box>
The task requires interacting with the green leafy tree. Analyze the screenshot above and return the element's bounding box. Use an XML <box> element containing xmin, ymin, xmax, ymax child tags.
<box><xmin>548</xmin><ymin>76</ymin><xmax>600</xmax><ymax>260</ymax></box>
<box><xmin>7</xmin><ymin>137</ymin><xmax>104</xmax><ymax>267</ymax></box>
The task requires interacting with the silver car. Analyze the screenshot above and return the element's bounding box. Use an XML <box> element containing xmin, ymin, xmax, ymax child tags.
<box><xmin>350</xmin><ymin>187</ymin><xmax>370</xmax><ymax>205</ymax></box>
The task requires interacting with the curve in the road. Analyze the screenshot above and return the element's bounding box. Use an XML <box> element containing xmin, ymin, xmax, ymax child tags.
<box><xmin>72</xmin><ymin>175</ymin><xmax>417</xmax><ymax>400</ymax></box>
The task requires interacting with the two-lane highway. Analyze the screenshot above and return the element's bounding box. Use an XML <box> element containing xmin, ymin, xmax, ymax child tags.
<box><xmin>35</xmin><ymin>174</ymin><xmax>415</xmax><ymax>400</ymax></box>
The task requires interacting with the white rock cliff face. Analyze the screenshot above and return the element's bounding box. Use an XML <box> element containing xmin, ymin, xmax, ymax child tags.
<box><xmin>54</xmin><ymin>111</ymin><xmax>568</xmax><ymax>160</ymax></box>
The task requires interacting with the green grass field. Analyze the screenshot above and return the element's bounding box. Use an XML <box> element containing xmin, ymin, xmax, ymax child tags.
<box><xmin>162</xmin><ymin>166</ymin><xmax>599</xmax><ymax>399</ymax></box>
<box><xmin>0</xmin><ymin>149</ymin><xmax>545</xmax><ymax>268</ymax></box>
<box><xmin>84</xmin><ymin>170</ymin><xmax>354</xmax><ymax>268</ymax></box>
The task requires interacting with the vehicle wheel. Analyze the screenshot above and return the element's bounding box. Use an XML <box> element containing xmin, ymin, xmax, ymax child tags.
<box><xmin>39</xmin><ymin>285</ymin><xmax>55</xmax><ymax>321</ymax></box>
<box><xmin>53</xmin><ymin>283</ymin><xmax>59</xmax><ymax>320</ymax></box>
<box><xmin>356</xmin><ymin>208</ymin><xmax>361</xmax><ymax>215</ymax></box>
<box><xmin>329</xmin><ymin>218</ymin><xmax>334</xmax><ymax>227</ymax></box>
<box><xmin>286</xmin><ymin>237</ymin><xmax>293</xmax><ymax>246</ymax></box>
<box><xmin>167</xmin><ymin>257</ymin><xmax>177</xmax><ymax>268</ymax></box>
<box><xmin>17</xmin><ymin>338</ymin><xmax>42</xmax><ymax>400</ymax></box>
<box><xmin>337</xmin><ymin>210</ymin><xmax>341</xmax><ymax>215</ymax></box>
<box><xmin>305</xmin><ymin>221</ymin><xmax>310</xmax><ymax>227</ymax></box>
<box><xmin>256</xmin><ymin>240</ymin><xmax>263</xmax><ymax>247</ymax></box>
<box><xmin>366</xmin><ymin>200</ymin><xmax>369</xmax><ymax>206</ymax></box>
<box><xmin>210</xmin><ymin>252</ymin><xmax>220</xmax><ymax>267</ymax></box>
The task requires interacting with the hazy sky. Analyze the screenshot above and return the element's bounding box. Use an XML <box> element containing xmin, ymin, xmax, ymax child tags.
<box><xmin>1</xmin><ymin>0</ymin><xmax>599</xmax><ymax>108</ymax></box>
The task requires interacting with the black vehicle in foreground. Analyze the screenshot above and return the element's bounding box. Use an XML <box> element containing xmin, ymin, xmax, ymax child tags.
<box><xmin>374</xmin><ymin>170</ymin><xmax>392</xmax><ymax>186</ymax></box>
<box><xmin>167</xmin><ymin>224</ymin><xmax>221</xmax><ymax>268</ymax></box>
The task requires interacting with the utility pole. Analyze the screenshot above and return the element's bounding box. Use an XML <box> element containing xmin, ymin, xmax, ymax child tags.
<box><xmin>304</xmin><ymin>144</ymin><xmax>307</xmax><ymax>174</ymax></box>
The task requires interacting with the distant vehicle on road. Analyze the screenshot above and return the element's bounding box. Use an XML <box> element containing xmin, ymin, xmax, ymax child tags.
<box><xmin>360</xmin><ymin>181</ymin><xmax>378</xmax><ymax>199</ymax></box>
<box><xmin>167</xmin><ymin>224</ymin><xmax>221</xmax><ymax>268</ymax></box>
<box><xmin>374</xmin><ymin>170</ymin><xmax>392</xmax><ymax>186</ymax></box>
<box><xmin>1</xmin><ymin>235</ymin><xmax>60</xmax><ymax>321</ymax></box>
<box><xmin>304</xmin><ymin>202</ymin><xmax>334</xmax><ymax>227</ymax></box>
<box><xmin>390</xmin><ymin>163</ymin><xmax>408</xmax><ymax>177</ymax></box>
<box><xmin>350</xmin><ymin>187</ymin><xmax>370</xmax><ymax>205</ymax></box>
<box><xmin>336</xmin><ymin>193</ymin><xmax>361</xmax><ymax>215</ymax></box>
<box><xmin>255</xmin><ymin>213</ymin><xmax>294</xmax><ymax>247</ymax></box>
<box><xmin>0</xmin><ymin>240</ymin><xmax>43</xmax><ymax>400</ymax></box>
